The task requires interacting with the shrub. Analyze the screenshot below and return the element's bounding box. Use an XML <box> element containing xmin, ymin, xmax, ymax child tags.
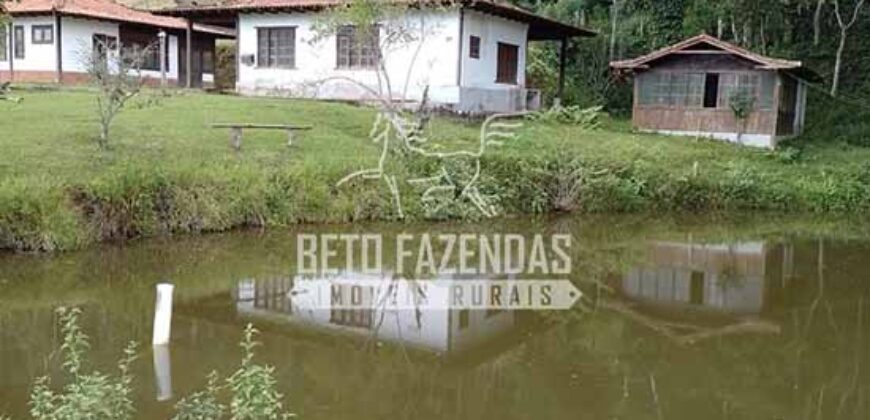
<box><xmin>29</xmin><ymin>307</ymin><xmax>138</xmax><ymax>420</ymax></box>
<box><xmin>173</xmin><ymin>324</ymin><xmax>294</xmax><ymax>420</ymax></box>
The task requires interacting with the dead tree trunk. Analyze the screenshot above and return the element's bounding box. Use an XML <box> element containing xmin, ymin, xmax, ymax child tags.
<box><xmin>609</xmin><ymin>0</ymin><xmax>620</xmax><ymax>61</ymax></box>
<box><xmin>814</xmin><ymin>0</ymin><xmax>826</xmax><ymax>46</ymax></box>
<box><xmin>831</xmin><ymin>0</ymin><xmax>866</xmax><ymax>96</ymax></box>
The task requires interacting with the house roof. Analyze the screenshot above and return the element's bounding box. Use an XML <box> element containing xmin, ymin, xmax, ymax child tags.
<box><xmin>156</xmin><ymin>0</ymin><xmax>596</xmax><ymax>40</ymax></box>
<box><xmin>7</xmin><ymin>0</ymin><xmax>234</xmax><ymax>36</ymax></box>
<box><xmin>611</xmin><ymin>34</ymin><xmax>803</xmax><ymax>71</ymax></box>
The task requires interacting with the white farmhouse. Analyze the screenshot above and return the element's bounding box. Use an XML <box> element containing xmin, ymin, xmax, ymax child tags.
<box><xmin>160</xmin><ymin>0</ymin><xmax>595</xmax><ymax>113</ymax></box>
<box><xmin>2</xmin><ymin>0</ymin><xmax>233</xmax><ymax>87</ymax></box>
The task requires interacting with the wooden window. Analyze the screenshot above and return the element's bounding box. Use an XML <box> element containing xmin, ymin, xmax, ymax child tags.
<box><xmin>495</xmin><ymin>42</ymin><xmax>518</xmax><ymax>84</ymax></box>
<box><xmin>638</xmin><ymin>72</ymin><xmax>704</xmax><ymax>107</ymax></box>
<box><xmin>32</xmin><ymin>25</ymin><xmax>53</xmax><ymax>45</ymax></box>
<box><xmin>718</xmin><ymin>73</ymin><xmax>759</xmax><ymax>109</ymax></box>
<box><xmin>469</xmin><ymin>35</ymin><xmax>480</xmax><ymax>59</ymax></box>
<box><xmin>13</xmin><ymin>26</ymin><xmax>24</xmax><ymax>59</ymax></box>
<box><xmin>336</xmin><ymin>25</ymin><xmax>379</xmax><ymax>69</ymax></box>
<box><xmin>0</xmin><ymin>26</ymin><xmax>6</xmax><ymax>61</ymax></box>
<box><xmin>257</xmin><ymin>27</ymin><xmax>296</xmax><ymax>68</ymax></box>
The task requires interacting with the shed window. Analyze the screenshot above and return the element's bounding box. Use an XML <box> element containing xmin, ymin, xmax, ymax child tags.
<box><xmin>336</xmin><ymin>25</ymin><xmax>379</xmax><ymax>69</ymax></box>
<box><xmin>257</xmin><ymin>27</ymin><xmax>296</xmax><ymax>68</ymax></box>
<box><xmin>32</xmin><ymin>25</ymin><xmax>53</xmax><ymax>45</ymax></box>
<box><xmin>496</xmin><ymin>42</ymin><xmax>519</xmax><ymax>84</ymax></box>
<box><xmin>13</xmin><ymin>26</ymin><xmax>24</xmax><ymax>59</ymax></box>
<box><xmin>469</xmin><ymin>35</ymin><xmax>480</xmax><ymax>59</ymax></box>
<box><xmin>719</xmin><ymin>74</ymin><xmax>763</xmax><ymax>110</ymax></box>
<box><xmin>0</xmin><ymin>26</ymin><xmax>6</xmax><ymax>61</ymax></box>
<box><xmin>638</xmin><ymin>72</ymin><xmax>704</xmax><ymax>107</ymax></box>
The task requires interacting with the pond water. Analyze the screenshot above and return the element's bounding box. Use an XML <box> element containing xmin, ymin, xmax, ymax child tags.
<box><xmin>1</xmin><ymin>215</ymin><xmax>869</xmax><ymax>419</ymax></box>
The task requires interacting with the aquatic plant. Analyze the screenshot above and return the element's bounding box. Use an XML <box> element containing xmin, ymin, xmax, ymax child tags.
<box><xmin>28</xmin><ymin>307</ymin><xmax>138</xmax><ymax>420</ymax></box>
<box><xmin>173</xmin><ymin>324</ymin><xmax>294</xmax><ymax>420</ymax></box>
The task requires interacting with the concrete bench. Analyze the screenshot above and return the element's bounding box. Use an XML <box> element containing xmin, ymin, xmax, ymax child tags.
<box><xmin>211</xmin><ymin>123</ymin><xmax>313</xmax><ymax>151</ymax></box>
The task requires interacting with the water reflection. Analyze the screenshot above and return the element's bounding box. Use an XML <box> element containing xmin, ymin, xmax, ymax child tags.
<box><xmin>621</xmin><ymin>241</ymin><xmax>771</xmax><ymax>315</ymax></box>
<box><xmin>1</xmin><ymin>217</ymin><xmax>868</xmax><ymax>420</ymax></box>
<box><xmin>232</xmin><ymin>275</ymin><xmax>520</xmax><ymax>355</ymax></box>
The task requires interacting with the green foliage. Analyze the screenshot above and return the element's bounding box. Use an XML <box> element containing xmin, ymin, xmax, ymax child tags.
<box><xmin>728</xmin><ymin>90</ymin><xmax>756</xmax><ymax>120</ymax></box>
<box><xmin>525</xmin><ymin>105</ymin><xmax>605</xmax><ymax>127</ymax></box>
<box><xmin>227</xmin><ymin>325</ymin><xmax>292</xmax><ymax>419</ymax></box>
<box><xmin>174</xmin><ymin>324</ymin><xmax>294</xmax><ymax>420</ymax></box>
<box><xmin>215</xmin><ymin>42</ymin><xmax>237</xmax><ymax>92</ymax></box>
<box><xmin>172</xmin><ymin>371</ymin><xmax>226</xmax><ymax>420</ymax></box>
<box><xmin>28</xmin><ymin>307</ymin><xmax>138</xmax><ymax>420</ymax></box>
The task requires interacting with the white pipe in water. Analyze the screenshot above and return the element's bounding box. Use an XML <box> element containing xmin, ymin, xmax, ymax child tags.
<box><xmin>152</xmin><ymin>283</ymin><xmax>174</xmax><ymax>346</ymax></box>
<box><xmin>153</xmin><ymin>344</ymin><xmax>172</xmax><ymax>401</ymax></box>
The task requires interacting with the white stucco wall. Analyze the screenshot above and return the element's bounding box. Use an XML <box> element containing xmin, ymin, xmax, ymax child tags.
<box><xmin>237</xmin><ymin>10</ymin><xmax>461</xmax><ymax>103</ymax></box>
<box><xmin>460</xmin><ymin>9</ymin><xmax>528</xmax><ymax>88</ymax></box>
<box><xmin>61</xmin><ymin>17</ymin><xmax>119</xmax><ymax>73</ymax></box>
<box><xmin>6</xmin><ymin>16</ymin><xmax>57</xmax><ymax>71</ymax></box>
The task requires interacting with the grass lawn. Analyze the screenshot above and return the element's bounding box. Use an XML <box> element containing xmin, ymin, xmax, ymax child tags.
<box><xmin>2</xmin><ymin>87</ymin><xmax>870</xmax><ymax>251</ymax></box>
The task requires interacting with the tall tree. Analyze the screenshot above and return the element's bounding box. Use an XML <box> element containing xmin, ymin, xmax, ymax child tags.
<box><xmin>814</xmin><ymin>0</ymin><xmax>826</xmax><ymax>45</ymax></box>
<box><xmin>831</xmin><ymin>0</ymin><xmax>866</xmax><ymax>96</ymax></box>
<box><xmin>609</xmin><ymin>0</ymin><xmax>620</xmax><ymax>60</ymax></box>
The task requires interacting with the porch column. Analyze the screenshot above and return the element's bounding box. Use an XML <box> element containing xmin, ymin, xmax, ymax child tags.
<box><xmin>54</xmin><ymin>12</ymin><xmax>62</xmax><ymax>84</ymax></box>
<box><xmin>185</xmin><ymin>20</ymin><xmax>192</xmax><ymax>88</ymax></box>
<box><xmin>158</xmin><ymin>30</ymin><xmax>167</xmax><ymax>87</ymax></box>
<box><xmin>8</xmin><ymin>23</ymin><xmax>15</xmax><ymax>81</ymax></box>
<box><xmin>555</xmin><ymin>36</ymin><xmax>567</xmax><ymax>107</ymax></box>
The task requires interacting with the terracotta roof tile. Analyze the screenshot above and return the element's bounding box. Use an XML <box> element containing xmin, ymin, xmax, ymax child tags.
<box><xmin>9</xmin><ymin>0</ymin><xmax>198</xmax><ymax>31</ymax></box>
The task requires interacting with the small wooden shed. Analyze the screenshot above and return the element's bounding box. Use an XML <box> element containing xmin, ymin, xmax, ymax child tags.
<box><xmin>611</xmin><ymin>34</ymin><xmax>817</xmax><ymax>148</ymax></box>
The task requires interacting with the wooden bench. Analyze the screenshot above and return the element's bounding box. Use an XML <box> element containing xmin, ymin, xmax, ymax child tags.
<box><xmin>211</xmin><ymin>123</ymin><xmax>313</xmax><ymax>151</ymax></box>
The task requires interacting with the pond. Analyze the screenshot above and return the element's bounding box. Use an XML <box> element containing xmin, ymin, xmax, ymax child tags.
<box><xmin>1</xmin><ymin>214</ymin><xmax>869</xmax><ymax>419</ymax></box>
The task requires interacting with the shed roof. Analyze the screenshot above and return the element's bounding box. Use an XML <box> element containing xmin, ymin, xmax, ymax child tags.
<box><xmin>156</xmin><ymin>0</ymin><xmax>596</xmax><ymax>40</ymax></box>
<box><xmin>611</xmin><ymin>34</ymin><xmax>821</xmax><ymax>83</ymax></box>
<box><xmin>611</xmin><ymin>34</ymin><xmax>802</xmax><ymax>71</ymax></box>
<box><xmin>7</xmin><ymin>0</ymin><xmax>234</xmax><ymax>36</ymax></box>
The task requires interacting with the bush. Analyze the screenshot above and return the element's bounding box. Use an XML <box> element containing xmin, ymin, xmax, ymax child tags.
<box><xmin>174</xmin><ymin>324</ymin><xmax>294</xmax><ymax>420</ymax></box>
<box><xmin>29</xmin><ymin>307</ymin><xmax>138</xmax><ymax>420</ymax></box>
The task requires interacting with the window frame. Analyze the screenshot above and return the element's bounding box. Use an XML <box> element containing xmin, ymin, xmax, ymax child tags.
<box><xmin>636</xmin><ymin>70</ymin><xmax>774</xmax><ymax>111</ymax></box>
<box><xmin>335</xmin><ymin>25</ymin><xmax>380</xmax><ymax>70</ymax></box>
<box><xmin>469</xmin><ymin>35</ymin><xmax>480</xmax><ymax>59</ymax></box>
<box><xmin>0</xmin><ymin>26</ymin><xmax>7</xmax><ymax>61</ymax></box>
<box><xmin>13</xmin><ymin>25</ymin><xmax>24</xmax><ymax>59</ymax></box>
<box><xmin>495</xmin><ymin>42</ymin><xmax>519</xmax><ymax>85</ymax></box>
<box><xmin>31</xmin><ymin>24</ymin><xmax>54</xmax><ymax>45</ymax></box>
<box><xmin>256</xmin><ymin>26</ymin><xmax>297</xmax><ymax>69</ymax></box>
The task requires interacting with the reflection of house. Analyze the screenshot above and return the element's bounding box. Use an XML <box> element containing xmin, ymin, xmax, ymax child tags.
<box><xmin>621</xmin><ymin>241</ymin><xmax>772</xmax><ymax>316</ymax></box>
<box><xmin>234</xmin><ymin>273</ymin><xmax>518</xmax><ymax>355</ymax></box>
<box><xmin>609</xmin><ymin>240</ymin><xmax>791</xmax><ymax>343</ymax></box>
